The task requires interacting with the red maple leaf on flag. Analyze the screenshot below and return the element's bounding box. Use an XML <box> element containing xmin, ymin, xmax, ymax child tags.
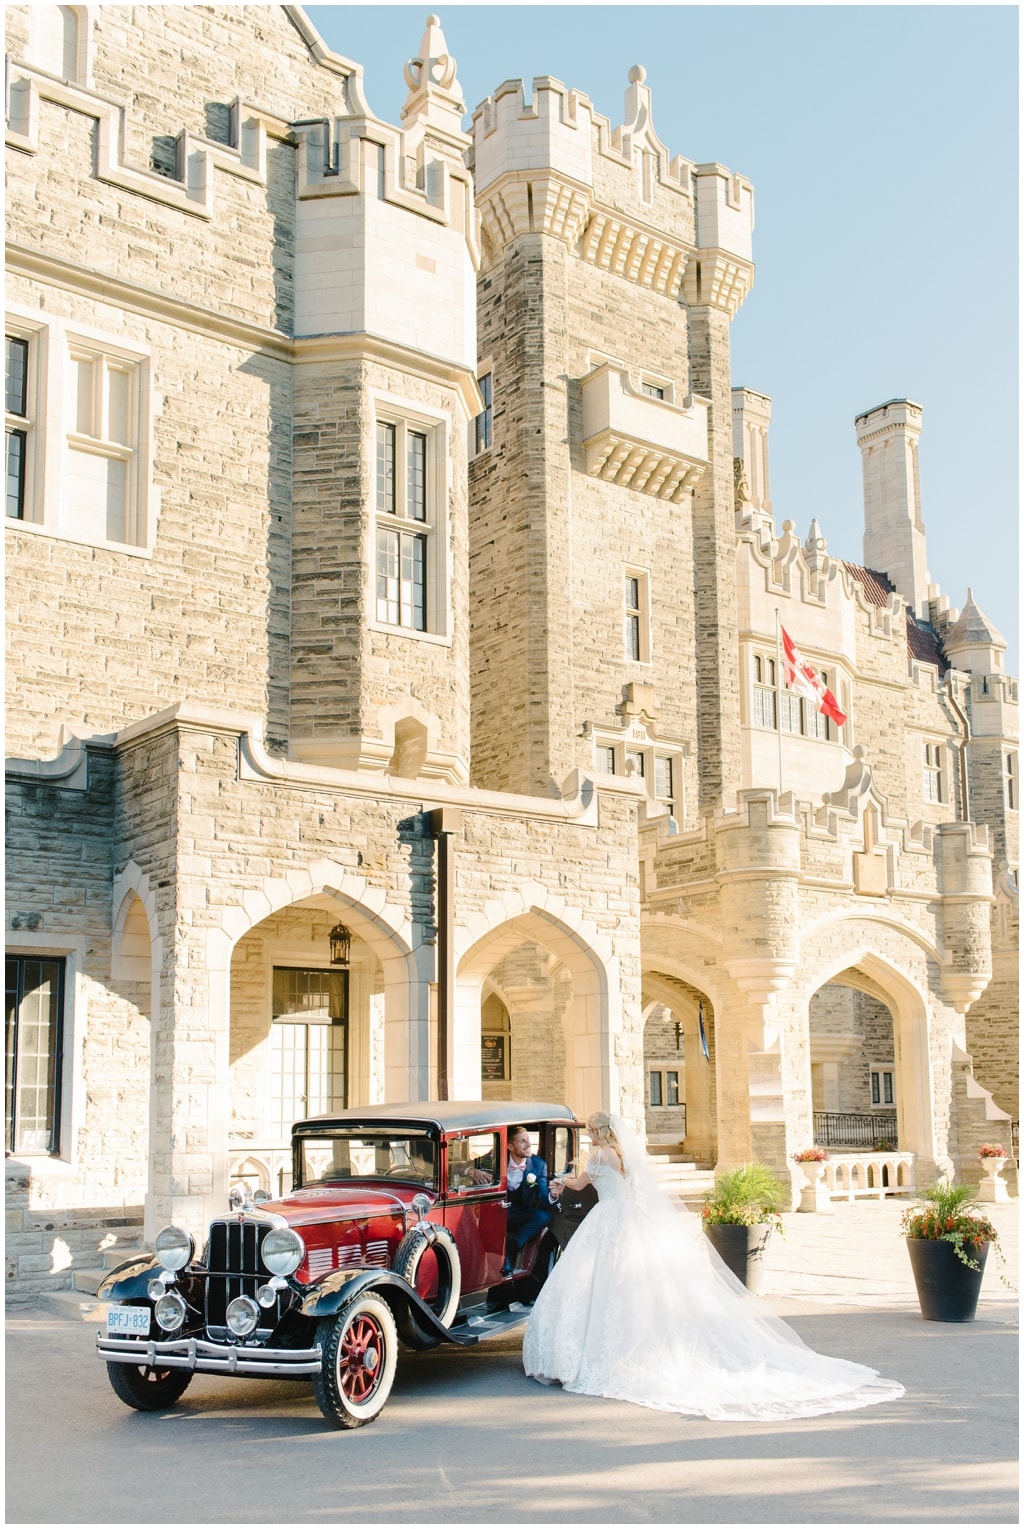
<box><xmin>780</xmin><ymin>627</ymin><xmax>847</xmax><ymax>727</ymax></box>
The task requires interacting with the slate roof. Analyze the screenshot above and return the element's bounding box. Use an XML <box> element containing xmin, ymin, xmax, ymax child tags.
<box><xmin>842</xmin><ymin>561</ymin><xmax>947</xmax><ymax>674</ymax></box>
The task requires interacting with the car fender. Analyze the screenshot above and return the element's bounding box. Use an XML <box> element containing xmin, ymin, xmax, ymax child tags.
<box><xmin>97</xmin><ymin>1255</ymin><xmax>162</xmax><ymax>1302</ymax></box>
<box><xmin>299</xmin><ymin>1269</ymin><xmax>457</xmax><ymax>1346</ymax></box>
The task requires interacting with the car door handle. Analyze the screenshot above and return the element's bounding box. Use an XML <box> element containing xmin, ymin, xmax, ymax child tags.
<box><xmin>499</xmin><ymin>1199</ymin><xmax>510</xmax><ymax>1208</ymax></box>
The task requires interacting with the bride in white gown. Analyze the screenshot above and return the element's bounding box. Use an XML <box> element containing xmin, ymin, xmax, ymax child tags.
<box><xmin>523</xmin><ymin>1112</ymin><xmax>904</xmax><ymax>1421</ymax></box>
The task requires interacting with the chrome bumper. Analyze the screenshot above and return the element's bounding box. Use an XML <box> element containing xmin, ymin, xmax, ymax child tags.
<box><xmin>97</xmin><ymin>1332</ymin><xmax>322</xmax><ymax>1377</ymax></box>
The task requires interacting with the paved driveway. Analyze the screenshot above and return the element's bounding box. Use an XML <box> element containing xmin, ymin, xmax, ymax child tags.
<box><xmin>6</xmin><ymin>1307</ymin><xmax>1017</xmax><ymax>1524</ymax></box>
<box><xmin>6</xmin><ymin>1200</ymin><xmax>1018</xmax><ymax>1525</ymax></box>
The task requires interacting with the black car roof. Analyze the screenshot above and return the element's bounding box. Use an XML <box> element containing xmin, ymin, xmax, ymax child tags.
<box><xmin>292</xmin><ymin>1100</ymin><xmax>578</xmax><ymax>1134</ymax></box>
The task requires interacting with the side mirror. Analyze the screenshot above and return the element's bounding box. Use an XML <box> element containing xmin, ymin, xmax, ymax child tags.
<box><xmin>411</xmin><ymin>1192</ymin><xmax>430</xmax><ymax>1222</ymax></box>
<box><xmin>252</xmin><ymin>1189</ymin><xmax>271</xmax><ymax>1206</ymax></box>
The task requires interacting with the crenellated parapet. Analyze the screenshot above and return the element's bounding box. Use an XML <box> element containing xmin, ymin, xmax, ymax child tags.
<box><xmin>471</xmin><ymin>67</ymin><xmax>753</xmax><ymax>315</ymax></box>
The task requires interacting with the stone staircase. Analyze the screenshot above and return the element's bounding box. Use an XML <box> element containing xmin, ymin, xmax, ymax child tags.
<box><xmin>646</xmin><ymin>1141</ymin><xmax>715</xmax><ymax>1208</ymax></box>
<box><xmin>36</xmin><ymin>1238</ymin><xmax>147</xmax><ymax>1322</ymax></box>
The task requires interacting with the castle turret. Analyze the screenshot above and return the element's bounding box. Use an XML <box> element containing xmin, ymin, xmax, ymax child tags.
<box><xmin>855</xmin><ymin>398</ymin><xmax>929</xmax><ymax>616</ymax></box>
<box><xmin>943</xmin><ymin>588</ymin><xmax>1009</xmax><ymax>678</ymax></box>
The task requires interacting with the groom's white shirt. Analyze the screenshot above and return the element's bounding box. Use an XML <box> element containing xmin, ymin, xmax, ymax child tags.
<box><xmin>507</xmin><ymin>1157</ymin><xmax>529</xmax><ymax>1190</ymax></box>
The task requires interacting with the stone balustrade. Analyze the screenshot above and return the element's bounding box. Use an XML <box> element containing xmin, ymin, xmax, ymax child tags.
<box><xmin>823</xmin><ymin>1151</ymin><xmax>915</xmax><ymax>1201</ymax></box>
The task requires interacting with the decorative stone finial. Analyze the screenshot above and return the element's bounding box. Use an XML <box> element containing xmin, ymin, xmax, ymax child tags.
<box><xmin>402</xmin><ymin>12</ymin><xmax>466</xmax><ymax>134</ymax></box>
<box><xmin>616</xmin><ymin>61</ymin><xmax>665</xmax><ymax>162</ymax></box>
<box><xmin>803</xmin><ymin>517</ymin><xmax>831</xmax><ymax>577</ymax></box>
<box><xmin>805</xmin><ymin>518</ymin><xmax>827</xmax><ymax>554</ymax></box>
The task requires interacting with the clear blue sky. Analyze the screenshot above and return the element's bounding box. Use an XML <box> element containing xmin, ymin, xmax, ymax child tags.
<box><xmin>305</xmin><ymin>4</ymin><xmax>1018</xmax><ymax>669</ymax></box>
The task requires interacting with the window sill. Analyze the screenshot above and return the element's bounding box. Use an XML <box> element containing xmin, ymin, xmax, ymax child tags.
<box><xmin>368</xmin><ymin>619</ymin><xmax>453</xmax><ymax>648</ymax></box>
<box><xmin>5</xmin><ymin>1152</ymin><xmax>76</xmax><ymax>1177</ymax></box>
<box><xmin>6</xmin><ymin>517</ymin><xmax>153</xmax><ymax>558</ymax></box>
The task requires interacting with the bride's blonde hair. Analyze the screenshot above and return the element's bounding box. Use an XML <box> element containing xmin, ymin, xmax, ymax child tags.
<box><xmin>587</xmin><ymin>1111</ymin><xmax>626</xmax><ymax>1172</ymax></box>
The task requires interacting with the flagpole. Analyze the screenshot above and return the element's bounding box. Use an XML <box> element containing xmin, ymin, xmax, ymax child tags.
<box><xmin>775</xmin><ymin>608</ymin><xmax>784</xmax><ymax>798</ymax></box>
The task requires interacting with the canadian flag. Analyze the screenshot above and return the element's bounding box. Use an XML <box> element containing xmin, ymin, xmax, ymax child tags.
<box><xmin>781</xmin><ymin>627</ymin><xmax>848</xmax><ymax>727</ymax></box>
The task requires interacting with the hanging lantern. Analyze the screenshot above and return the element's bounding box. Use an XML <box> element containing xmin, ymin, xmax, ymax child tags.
<box><xmin>328</xmin><ymin>922</ymin><xmax>351</xmax><ymax>967</ymax></box>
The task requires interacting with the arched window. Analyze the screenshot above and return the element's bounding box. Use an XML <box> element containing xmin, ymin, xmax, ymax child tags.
<box><xmin>33</xmin><ymin>7</ymin><xmax>83</xmax><ymax>83</ymax></box>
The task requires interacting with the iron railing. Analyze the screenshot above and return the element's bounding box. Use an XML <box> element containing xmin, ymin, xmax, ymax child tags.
<box><xmin>813</xmin><ymin>1112</ymin><xmax>897</xmax><ymax>1149</ymax></box>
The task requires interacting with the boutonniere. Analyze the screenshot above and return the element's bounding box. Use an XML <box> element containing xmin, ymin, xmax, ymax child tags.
<box><xmin>525</xmin><ymin>1173</ymin><xmax>537</xmax><ymax>1185</ymax></box>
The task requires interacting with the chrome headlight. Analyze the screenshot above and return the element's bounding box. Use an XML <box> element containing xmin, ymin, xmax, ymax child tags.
<box><xmin>154</xmin><ymin>1225</ymin><xmax>194</xmax><ymax>1273</ymax></box>
<box><xmin>261</xmin><ymin>1227</ymin><xmax>304</xmax><ymax>1278</ymax></box>
<box><xmin>154</xmin><ymin>1291</ymin><xmax>188</xmax><ymax>1333</ymax></box>
<box><xmin>225</xmin><ymin>1295</ymin><xmax>260</xmax><ymax>1337</ymax></box>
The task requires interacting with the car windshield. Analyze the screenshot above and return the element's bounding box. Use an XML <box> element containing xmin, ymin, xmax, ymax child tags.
<box><xmin>298</xmin><ymin>1129</ymin><xmax>437</xmax><ymax>1188</ymax></box>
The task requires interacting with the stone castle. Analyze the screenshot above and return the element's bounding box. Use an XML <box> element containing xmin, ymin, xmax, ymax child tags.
<box><xmin>5</xmin><ymin>5</ymin><xmax>1017</xmax><ymax>1301</ymax></box>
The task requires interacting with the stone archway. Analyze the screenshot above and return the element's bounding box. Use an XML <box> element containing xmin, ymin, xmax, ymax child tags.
<box><xmin>642</xmin><ymin>970</ymin><xmax>716</xmax><ymax>1164</ymax></box>
<box><xmin>790</xmin><ymin>923</ymin><xmax>947</xmax><ymax>1181</ymax></box>
<box><xmin>455</xmin><ymin>896</ymin><xmax>620</xmax><ymax>1121</ymax></box>
<box><xmin>146</xmin><ymin>861</ymin><xmax>426</xmax><ymax>1238</ymax></box>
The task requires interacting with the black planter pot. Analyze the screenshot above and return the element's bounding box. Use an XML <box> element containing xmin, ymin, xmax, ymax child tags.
<box><xmin>703</xmin><ymin>1222</ymin><xmax>773</xmax><ymax>1293</ymax></box>
<box><xmin>907</xmin><ymin>1236</ymin><xmax>989</xmax><ymax>1322</ymax></box>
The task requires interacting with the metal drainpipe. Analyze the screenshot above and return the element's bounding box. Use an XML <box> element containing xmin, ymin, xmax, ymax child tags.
<box><xmin>945</xmin><ymin>678</ymin><xmax>972</xmax><ymax>821</ymax></box>
<box><xmin>429</xmin><ymin>808</ymin><xmax>462</xmax><ymax>1101</ymax></box>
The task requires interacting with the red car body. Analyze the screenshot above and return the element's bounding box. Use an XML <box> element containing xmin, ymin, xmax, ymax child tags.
<box><xmin>97</xmin><ymin>1101</ymin><xmax>581</xmax><ymax>1428</ymax></box>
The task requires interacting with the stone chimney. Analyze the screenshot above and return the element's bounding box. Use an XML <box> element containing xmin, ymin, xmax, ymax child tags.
<box><xmin>855</xmin><ymin>398</ymin><xmax>929</xmax><ymax>617</ymax></box>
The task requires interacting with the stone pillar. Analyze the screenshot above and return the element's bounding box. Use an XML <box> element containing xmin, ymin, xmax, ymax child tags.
<box><xmin>681</xmin><ymin>1005</ymin><xmax>714</xmax><ymax>1163</ymax></box>
<box><xmin>713</xmin><ymin>792</ymin><xmax>802</xmax><ymax>1183</ymax></box>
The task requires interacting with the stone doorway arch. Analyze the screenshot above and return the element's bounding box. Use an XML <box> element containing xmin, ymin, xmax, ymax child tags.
<box><xmin>455</xmin><ymin>899</ymin><xmax>619</xmax><ymax>1120</ymax></box>
<box><xmin>642</xmin><ymin>970</ymin><xmax>716</xmax><ymax>1164</ymax></box>
<box><xmin>147</xmin><ymin>862</ymin><xmax>425</xmax><ymax>1238</ymax></box>
<box><xmin>793</xmin><ymin>929</ymin><xmax>944</xmax><ymax>1182</ymax></box>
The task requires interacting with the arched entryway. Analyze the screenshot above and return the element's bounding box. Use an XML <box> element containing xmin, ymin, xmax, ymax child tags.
<box><xmin>642</xmin><ymin>970</ymin><xmax>716</xmax><ymax>1165</ymax></box>
<box><xmin>792</xmin><ymin>926</ymin><xmax>943</xmax><ymax>1181</ymax></box>
<box><xmin>227</xmin><ymin>900</ymin><xmax>391</xmax><ymax>1197</ymax></box>
<box><xmin>809</xmin><ymin>975</ymin><xmax>900</xmax><ymax>1151</ymax></box>
<box><xmin>455</xmin><ymin>901</ymin><xmax>618</xmax><ymax>1119</ymax></box>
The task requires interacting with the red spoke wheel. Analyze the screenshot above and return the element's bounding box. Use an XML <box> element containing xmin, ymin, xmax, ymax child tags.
<box><xmin>313</xmin><ymin>1292</ymin><xmax>398</xmax><ymax>1429</ymax></box>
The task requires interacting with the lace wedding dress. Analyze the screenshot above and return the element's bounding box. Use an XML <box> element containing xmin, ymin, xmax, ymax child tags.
<box><xmin>523</xmin><ymin>1120</ymin><xmax>904</xmax><ymax>1421</ymax></box>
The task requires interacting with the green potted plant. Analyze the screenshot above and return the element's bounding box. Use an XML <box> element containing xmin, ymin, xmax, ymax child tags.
<box><xmin>901</xmin><ymin>1180</ymin><xmax>1001</xmax><ymax>1322</ymax></box>
<box><xmin>701</xmin><ymin>1162</ymin><xmax>787</xmax><ymax>1292</ymax></box>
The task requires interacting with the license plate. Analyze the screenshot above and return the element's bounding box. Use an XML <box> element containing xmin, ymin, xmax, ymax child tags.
<box><xmin>106</xmin><ymin>1305</ymin><xmax>151</xmax><ymax>1337</ymax></box>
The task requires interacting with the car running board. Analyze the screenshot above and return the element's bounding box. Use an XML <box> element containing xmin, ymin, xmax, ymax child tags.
<box><xmin>445</xmin><ymin>1302</ymin><xmax>532</xmax><ymax>1346</ymax></box>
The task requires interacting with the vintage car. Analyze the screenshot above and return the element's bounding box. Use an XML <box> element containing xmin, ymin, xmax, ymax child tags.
<box><xmin>96</xmin><ymin>1101</ymin><xmax>587</xmax><ymax>1428</ymax></box>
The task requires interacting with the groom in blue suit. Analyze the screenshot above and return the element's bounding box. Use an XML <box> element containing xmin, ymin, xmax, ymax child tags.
<box><xmin>502</xmin><ymin>1126</ymin><xmax>551</xmax><ymax>1278</ymax></box>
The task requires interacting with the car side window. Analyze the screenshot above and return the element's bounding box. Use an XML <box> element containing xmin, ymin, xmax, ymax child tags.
<box><xmin>447</xmin><ymin>1132</ymin><xmax>500</xmax><ymax>1191</ymax></box>
<box><xmin>550</xmin><ymin>1125</ymin><xmax>575</xmax><ymax>1176</ymax></box>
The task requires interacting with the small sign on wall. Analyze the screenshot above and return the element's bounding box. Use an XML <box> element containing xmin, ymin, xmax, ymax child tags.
<box><xmin>481</xmin><ymin>1034</ymin><xmax>508</xmax><ymax>1081</ymax></box>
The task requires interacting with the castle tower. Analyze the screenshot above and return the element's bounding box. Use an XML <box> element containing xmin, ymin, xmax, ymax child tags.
<box><xmin>287</xmin><ymin>14</ymin><xmax>479</xmax><ymax>780</ymax></box>
<box><xmin>943</xmin><ymin>590</ymin><xmax>1018</xmax><ymax>872</ymax></box>
<box><xmin>469</xmin><ymin>65</ymin><xmax>753</xmax><ymax>808</ymax></box>
<box><xmin>855</xmin><ymin>398</ymin><xmax>929</xmax><ymax>617</ymax></box>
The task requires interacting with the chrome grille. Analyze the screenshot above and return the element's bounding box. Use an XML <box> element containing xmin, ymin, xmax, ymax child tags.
<box><xmin>205</xmin><ymin>1218</ymin><xmax>283</xmax><ymax>1334</ymax></box>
